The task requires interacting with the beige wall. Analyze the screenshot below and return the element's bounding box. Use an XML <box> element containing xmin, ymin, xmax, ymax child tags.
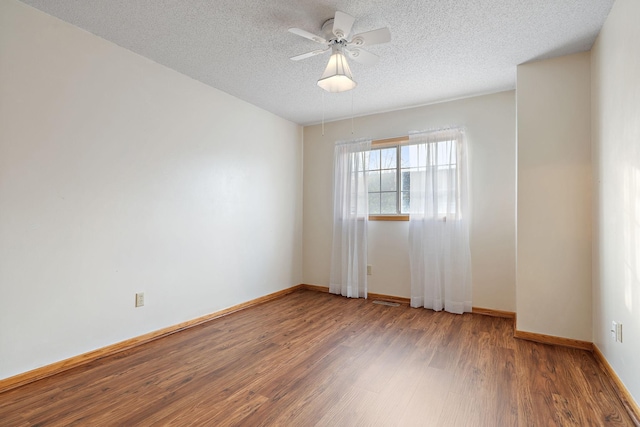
<box><xmin>303</xmin><ymin>91</ymin><xmax>516</xmax><ymax>311</ymax></box>
<box><xmin>0</xmin><ymin>0</ymin><xmax>302</xmax><ymax>380</ymax></box>
<box><xmin>516</xmin><ymin>52</ymin><xmax>592</xmax><ymax>341</ymax></box>
<box><xmin>591</xmin><ymin>0</ymin><xmax>640</xmax><ymax>405</ymax></box>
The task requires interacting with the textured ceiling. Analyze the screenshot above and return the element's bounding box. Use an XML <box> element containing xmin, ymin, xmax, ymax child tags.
<box><xmin>19</xmin><ymin>0</ymin><xmax>614</xmax><ymax>125</ymax></box>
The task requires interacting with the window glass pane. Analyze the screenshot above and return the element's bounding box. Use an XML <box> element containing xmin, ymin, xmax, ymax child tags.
<box><xmin>367</xmin><ymin>171</ymin><xmax>380</xmax><ymax>192</ymax></box>
<box><xmin>380</xmin><ymin>147</ymin><xmax>396</xmax><ymax>169</ymax></box>
<box><xmin>437</xmin><ymin>168</ymin><xmax>455</xmax><ymax>191</ymax></box>
<box><xmin>401</xmin><ymin>191</ymin><xmax>410</xmax><ymax>213</ymax></box>
<box><xmin>438</xmin><ymin>192</ymin><xmax>449</xmax><ymax>215</ymax></box>
<box><xmin>437</xmin><ymin>141</ymin><xmax>454</xmax><ymax>165</ymax></box>
<box><xmin>420</xmin><ymin>146</ymin><xmax>428</xmax><ymax>168</ymax></box>
<box><xmin>381</xmin><ymin>192</ymin><xmax>397</xmax><ymax>214</ymax></box>
<box><xmin>380</xmin><ymin>170</ymin><xmax>396</xmax><ymax>192</ymax></box>
<box><xmin>410</xmin><ymin>169</ymin><xmax>425</xmax><ymax>192</ymax></box>
<box><xmin>368</xmin><ymin>193</ymin><xmax>380</xmax><ymax>215</ymax></box>
<box><xmin>436</xmin><ymin>167</ymin><xmax>457</xmax><ymax>215</ymax></box>
<box><xmin>401</xmin><ymin>170</ymin><xmax>411</xmax><ymax>192</ymax></box>
<box><xmin>367</xmin><ymin>149</ymin><xmax>380</xmax><ymax>170</ymax></box>
<box><xmin>406</xmin><ymin>144</ymin><xmax>426</xmax><ymax>168</ymax></box>
<box><xmin>400</xmin><ymin>145</ymin><xmax>410</xmax><ymax>167</ymax></box>
<box><xmin>428</xmin><ymin>144</ymin><xmax>436</xmax><ymax>166</ymax></box>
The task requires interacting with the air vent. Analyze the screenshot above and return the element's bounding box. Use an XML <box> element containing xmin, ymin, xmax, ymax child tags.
<box><xmin>373</xmin><ymin>300</ymin><xmax>400</xmax><ymax>307</ymax></box>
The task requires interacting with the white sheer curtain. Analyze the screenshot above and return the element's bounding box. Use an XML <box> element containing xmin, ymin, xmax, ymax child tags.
<box><xmin>330</xmin><ymin>139</ymin><xmax>371</xmax><ymax>298</ymax></box>
<box><xmin>408</xmin><ymin>129</ymin><xmax>472</xmax><ymax>314</ymax></box>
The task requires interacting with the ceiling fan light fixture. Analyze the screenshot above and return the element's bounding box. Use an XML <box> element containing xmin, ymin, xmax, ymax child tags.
<box><xmin>317</xmin><ymin>47</ymin><xmax>356</xmax><ymax>93</ymax></box>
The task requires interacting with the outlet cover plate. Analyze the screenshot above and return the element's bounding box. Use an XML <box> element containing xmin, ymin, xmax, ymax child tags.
<box><xmin>617</xmin><ymin>323</ymin><xmax>623</xmax><ymax>343</ymax></box>
<box><xmin>135</xmin><ymin>292</ymin><xmax>144</xmax><ymax>307</ymax></box>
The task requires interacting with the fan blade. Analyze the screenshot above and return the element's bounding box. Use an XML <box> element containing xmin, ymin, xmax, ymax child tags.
<box><xmin>288</xmin><ymin>28</ymin><xmax>327</xmax><ymax>44</ymax></box>
<box><xmin>290</xmin><ymin>48</ymin><xmax>330</xmax><ymax>61</ymax></box>
<box><xmin>333</xmin><ymin>11</ymin><xmax>355</xmax><ymax>39</ymax></box>
<box><xmin>349</xmin><ymin>27</ymin><xmax>391</xmax><ymax>47</ymax></box>
<box><xmin>344</xmin><ymin>48</ymin><xmax>379</xmax><ymax>66</ymax></box>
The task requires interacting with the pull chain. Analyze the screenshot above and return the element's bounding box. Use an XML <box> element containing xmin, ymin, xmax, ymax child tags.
<box><xmin>351</xmin><ymin>90</ymin><xmax>354</xmax><ymax>134</ymax></box>
<box><xmin>322</xmin><ymin>91</ymin><xmax>325</xmax><ymax>136</ymax></box>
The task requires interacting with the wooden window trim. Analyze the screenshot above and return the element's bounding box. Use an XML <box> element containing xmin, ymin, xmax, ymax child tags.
<box><xmin>371</xmin><ymin>136</ymin><xmax>409</xmax><ymax>148</ymax></box>
<box><xmin>369</xmin><ymin>214</ymin><xmax>409</xmax><ymax>221</ymax></box>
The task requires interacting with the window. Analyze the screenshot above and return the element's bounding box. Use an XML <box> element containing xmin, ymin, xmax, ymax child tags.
<box><xmin>366</xmin><ymin>146</ymin><xmax>398</xmax><ymax>215</ymax></box>
<box><xmin>365</xmin><ymin>136</ymin><xmax>458</xmax><ymax>220</ymax></box>
<box><xmin>365</xmin><ymin>137</ymin><xmax>408</xmax><ymax>219</ymax></box>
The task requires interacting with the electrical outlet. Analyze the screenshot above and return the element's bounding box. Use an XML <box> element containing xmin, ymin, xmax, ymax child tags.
<box><xmin>135</xmin><ymin>292</ymin><xmax>144</xmax><ymax>307</ymax></box>
<box><xmin>611</xmin><ymin>321</ymin><xmax>623</xmax><ymax>342</ymax></box>
<box><xmin>367</xmin><ymin>265</ymin><xmax>372</xmax><ymax>275</ymax></box>
<box><xmin>616</xmin><ymin>323</ymin><xmax>623</xmax><ymax>343</ymax></box>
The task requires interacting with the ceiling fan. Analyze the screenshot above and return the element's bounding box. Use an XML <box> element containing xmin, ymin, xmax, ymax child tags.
<box><xmin>289</xmin><ymin>11</ymin><xmax>391</xmax><ymax>93</ymax></box>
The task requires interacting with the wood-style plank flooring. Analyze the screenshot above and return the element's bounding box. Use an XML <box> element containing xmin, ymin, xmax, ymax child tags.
<box><xmin>0</xmin><ymin>289</ymin><xmax>633</xmax><ymax>426</ymax></box>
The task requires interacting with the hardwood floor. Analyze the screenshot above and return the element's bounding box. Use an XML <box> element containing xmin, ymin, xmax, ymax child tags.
<box><xmin>0</xmin><ymin>289</ymin><xmax>633</xmax><ymax>426</ymax></box>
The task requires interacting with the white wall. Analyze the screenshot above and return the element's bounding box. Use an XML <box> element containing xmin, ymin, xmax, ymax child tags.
<box><xmin>303</xmin><ymin>91</ymin><xmax>516</xmax><ymax>311</ymax></box>
<box><xmin>591</xmin><ymin>0</ymin><xmax>640</xmax><ymax>405</ymax></box>
<box><xmin>0</xmin><ymin>0</ymin><xmax>302</xmax><ymax>380</ymax></box>
<box><xmin>516</xmin><ymin>52</ymin><xmax>592</xmax><ymax>341</ymax></box>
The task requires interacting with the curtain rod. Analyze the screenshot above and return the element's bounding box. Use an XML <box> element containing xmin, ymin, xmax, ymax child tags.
<box><xmin>372</xmin><ymin>126</ymin><xmax>465</xmax><ymax>146</ymax></box>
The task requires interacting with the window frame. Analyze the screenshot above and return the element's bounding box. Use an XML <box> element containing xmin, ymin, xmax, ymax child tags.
<box><xmin>367</xmin><ymin>136</ymin><xmax>410</xmax><ymax>221</ymax></box>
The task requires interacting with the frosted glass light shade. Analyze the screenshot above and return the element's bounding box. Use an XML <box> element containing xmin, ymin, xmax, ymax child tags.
<box><xmin>317</xmin><ymin>49</ymin><xmax>357</xmax><ymax>93</ymax></box>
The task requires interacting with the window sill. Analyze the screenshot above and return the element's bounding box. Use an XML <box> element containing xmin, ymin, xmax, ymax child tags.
<box><xmin>369</xmin><ymin>215</ymin><xmax>409</xmax><ymax>221</ymax></box>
